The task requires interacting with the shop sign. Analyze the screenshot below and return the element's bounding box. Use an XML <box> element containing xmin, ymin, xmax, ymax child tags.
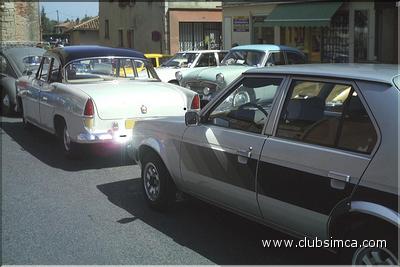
<box><xmin>233</xmin><ymin>16</ymin><xmax>249</xmax><ymax>32</ymax></box>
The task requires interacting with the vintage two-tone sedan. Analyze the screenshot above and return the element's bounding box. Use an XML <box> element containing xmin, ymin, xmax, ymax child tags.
<box><xmin>177</xmin><ymin>44</ymin><xmax>306</xmax><ymax>107</ymax></box>
<box><xmin>130</xmin><ymin>64</ymin><xmax>399</xmax><ymax>265</ymax></box>
<box><xmin>17</xmin><ymin>45</ymin><xmax>200</xmax><ymax>158</ymax></box>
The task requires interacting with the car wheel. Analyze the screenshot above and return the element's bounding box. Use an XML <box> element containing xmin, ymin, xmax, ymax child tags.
<box><xmin>62</xmin><ymin>123</ymin><xmax>81</xmax><ymax>159</ymax></box>
<box><xmin>21</xmin><ymin>104</ymin><xmax>32</xmax><ymax>130</ymax></box>
<box><xmin>352</xmin><ymin>245</ymin><xmax>398</xmax><ymax>265</ymax></box>
<box><xmin>141</xmin><ymin>152</ymin><xmax>176</xmax><ymax>211</ymax></box>
<box><xmin>1</xmin><ymin>91</ymin><xmax>13</xmax><ymax>116</ymax></box>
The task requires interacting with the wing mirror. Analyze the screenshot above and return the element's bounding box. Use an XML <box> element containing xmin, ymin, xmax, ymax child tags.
<box><xmin>185</xmin><ymin>111</ymin><xmax>200</xmax><ymax>126</ymax></box>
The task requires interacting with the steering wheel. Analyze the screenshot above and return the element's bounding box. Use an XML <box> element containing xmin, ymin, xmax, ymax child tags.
<box><xmin>238</xmin><ymin>102</ymin><xmax>269</xmax><ymax>118</ymax></box>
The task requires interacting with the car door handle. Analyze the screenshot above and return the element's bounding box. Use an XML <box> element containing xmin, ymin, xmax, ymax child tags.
<box><xmin>237</xmin><ymin>147</ymin><xmax>252</xmax><ymax>164</ymax></box>
<box><xmin>42</xmin><ymin>96</ymin><xmax>48</xmax><ymax>101</ymax></box>
<box><xmin>328</xmin><ymin>171</ymin><xmax>350</xmax><ymax>182</ymax></box>
<box><xmin>328</xmin><ymin>171</ymin><xmax>350</xmax><ymax>190</ymax></box>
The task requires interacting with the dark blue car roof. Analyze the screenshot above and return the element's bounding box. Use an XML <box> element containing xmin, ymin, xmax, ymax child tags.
<box><xmin>47</xmin><ymin>45</ymin><xmax>145</xmax><ymax>65</ymax></box>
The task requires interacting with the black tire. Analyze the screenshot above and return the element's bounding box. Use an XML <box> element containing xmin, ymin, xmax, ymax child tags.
<box><xmin>1</xmin><ymin>90</ymin><xmax>13</xmax><ymax>116</ymax></box>
<box><xmin>61</xmin><ymin>122</ymin><xmax>81</xmax><ymax>159</ymax></box>
<box><xmin>350</xmin><ymin>242</ymin><xmax>398</xmax><ymax>265</ymax></box>
<box><xmin>20</xmin><ymin>103</ymin><xmax>33</xmax><ymax>130</ymax></box>
<box><xmin>141</xmin><ymin>152</ymin><xmax>176</xmax><ymax>211</ymax></box>
<box><xmin>340</xmin><ymin>226</ymin><xmax>398</xmax><ymax>265</ymax></box>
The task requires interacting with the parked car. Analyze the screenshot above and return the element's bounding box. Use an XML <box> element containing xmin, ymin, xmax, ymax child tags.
<box><xmin>177</xmin><ymin>44</ymin><xmax>306</xmax><ymax>106</ymax></box>
<box><xmin>154</xmin><ymin>50</ymin><xmax>228</xmax><ymax>84</ymax></box>
<box><xmin>17</xmin><ymin>45</ymin><xmax>200</xmax><ymax>158</ymax></box>
<box><xmin>145</xmin><ymin>53</ymin><xmax>172</xmax><ymax>68</ymax></box>
<box><xmin>0</xmin><ymin>45</ymin><xmax>45</xmax><ymax>115</ymax></box>
<box><xmin>130</xmin><ymin>64</ymin><xmax>399</xmax><ymax>265</ymax></box>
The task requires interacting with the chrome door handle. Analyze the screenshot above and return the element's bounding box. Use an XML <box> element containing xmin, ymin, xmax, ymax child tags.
<box><xmin>42</xmin><ymin>96</ymin><xmax>48</xmax><ymax>101</ymax></box>
<box><xmin>237</xmin><ymin>146</ymin><xmax>253</xmax><ymax>164</ymax></box>
<box><xmin>328</xmin><ymin>171</ymin><xmax>350</xmax><ymax>182</ymax></box>
<box><xmin>328</xmin><ymin>171</ymin><xmax>350</xmax><ymax>190</ymax></box>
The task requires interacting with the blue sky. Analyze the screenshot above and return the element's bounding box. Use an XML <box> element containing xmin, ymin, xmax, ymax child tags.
<box><xmin>40</xmin><ymin>1</ymin><xmax>99</xmax><ymax>21</ymax></box>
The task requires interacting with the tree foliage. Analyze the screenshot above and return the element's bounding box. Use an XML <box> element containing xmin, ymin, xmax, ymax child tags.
<box><xmin>40</xmin><ymin>7</ymin><xmax>57</xmax><ymax>34</ymax></box>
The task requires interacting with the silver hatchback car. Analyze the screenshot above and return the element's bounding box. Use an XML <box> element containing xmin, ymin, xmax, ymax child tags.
<box><xmin>130</xmin><ymin>64</ymin><xmax>399</xmax><ymax>265</ymax></box>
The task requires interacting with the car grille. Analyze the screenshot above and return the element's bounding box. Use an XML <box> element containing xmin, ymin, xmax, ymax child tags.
<box><xmin>186</xmin><ymin>80</ymin><xmax>218</xmax><ymax>96</ymax></box>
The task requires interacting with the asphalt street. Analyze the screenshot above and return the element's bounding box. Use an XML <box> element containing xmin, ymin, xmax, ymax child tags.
<box><xmin>1</xmin><ymin>115</ymin><xmax>338</xmax><ymax>264</ymax></box>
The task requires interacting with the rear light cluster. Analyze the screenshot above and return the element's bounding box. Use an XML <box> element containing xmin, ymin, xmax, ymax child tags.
<box><xmin>84</xmin><ymin>99</ymin><xmax>94</xmax><ymax>116</ymax></box>
<box><xmin>191</xmin><ymin>95</ymin><xmax>200</xmax><ymax>110</ymax></box>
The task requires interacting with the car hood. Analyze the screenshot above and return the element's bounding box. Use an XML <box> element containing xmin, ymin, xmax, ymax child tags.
<box><xmin>68</xmin><ymin>80</ymin><xmax>195</xmax><ymax>120</ymax></box>
<box><xmin>155</xmin><ymin>67</ymin><xmax>208</xmax><ymax>83</ymax></box>
<box><xmin>182</xmin><ymin>65</ymin><xmax>252</xmax><ymax>86</ymax></box>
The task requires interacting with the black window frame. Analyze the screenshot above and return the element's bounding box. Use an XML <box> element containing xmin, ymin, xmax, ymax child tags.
<box><xmin>201</xmin><ymin>75</ymin><xmax>285</xmax><ymax>135</ymax></box>
<box><xmin>273</xmin><ymin>76</ymin><xmax>379</xmax><ymax>155</ymax></box>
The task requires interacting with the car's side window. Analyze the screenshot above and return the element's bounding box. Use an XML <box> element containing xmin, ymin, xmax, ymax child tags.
<box><xmin>276</xmin><ymin>79</ymin><xmax>377</xmax><ymax>154</ymax></box>
<box><xmin>48</xmin><ymin>58</ymin><xmax>61</xmax><ymax>83</ymax></box>
<box><xmin>0</xmin><ymin>55</ymin><xmax>16</xmax><ymax>78</ymax></box>
<box><xmin>286</xmin><ymin>52</ymin><xmax>306</xmax><ymax>64</ymax></box>
<box><xmin>37</xmin><ymin>57</ymin><xmax>51</xmax><ymax>82</ymax></box>
<box><xmin>206</xmin><ymin>77</ymin><xmax>283</xmax><ymax>134</ymax></box>
<box><xmin>196</xmin><ymin>53</ymin><xmax>217</xmax><ymax>67</ymax></box>
<box><xmin>218</xmin><ymin>52</ymin><xmax>228</xmax><ymax>63</ymax></box>
<box><xmin>266</xmin><ymin>52</ymin><xmax>285</xmax><ymax>66</ymax></box>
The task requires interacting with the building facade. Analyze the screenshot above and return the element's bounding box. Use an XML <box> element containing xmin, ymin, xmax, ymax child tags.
<box><xmin>0</xmin><ymin>1</ymin><xmax>40</xmax><ymax>43</ymax></box>
<box><xmin>99</xmin><ymin>1</ymin><xmax>222</xmax><ymax>54</ymax></box>
<box><xmin>223</xmin><ymin>1</ymin><xmax>398</xmax><ymax>63</ymax></box>
<box><xmin>67</xmin><ymin>16</ymin><xmax>100</xmax><ymax>45</ymax></box>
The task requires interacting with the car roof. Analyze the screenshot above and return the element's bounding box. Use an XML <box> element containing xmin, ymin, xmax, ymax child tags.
<box><xmin>46</xmin><ymin>45</ymin><xmax>145</xmax><ymax>65</ymax></box>
<box><xmin>245</xmin><ymin>64</ymin><xmax>400</xmax><ymax>85</ymax></box>
<box><xmin>178</xmin><ymin>50</ymin><xmax>228</xmax><ymax>53</ymax></box>
<box><xmin>231</xmin><ymin>44</ymin><xmax>300</xmax><ymax>52</ymax></box>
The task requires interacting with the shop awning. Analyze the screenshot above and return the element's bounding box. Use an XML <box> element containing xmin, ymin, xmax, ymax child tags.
<box><xmin>262</xmin><ymin>2</ymin><xmax>342</xmax><ymax>27</ymax></box>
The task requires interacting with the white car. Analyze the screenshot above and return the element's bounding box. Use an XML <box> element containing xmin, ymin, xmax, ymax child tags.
<box><xmin>17</xmin><ymin>45</ymin><xmax>200</xmax><ymax>158</ymax></box>
<box><xmin>154</xmin><ymin>50</ymin><xmax>227</xmax><ymax>84</ymax></box>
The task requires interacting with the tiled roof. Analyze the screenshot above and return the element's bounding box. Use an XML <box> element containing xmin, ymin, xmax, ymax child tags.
<box><xmin>70</xmin><ymin>16</ymin><xmax>99</xmax><ymax>31</ymax></box>
<box><xmin>54</xmin><ymin>21</ymin><xmax>75</xmax><ymax>29</ymax></box>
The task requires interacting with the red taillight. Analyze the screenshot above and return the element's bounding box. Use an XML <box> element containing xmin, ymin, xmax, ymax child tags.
<box><xmin>191</xmin><ymin>95</ymin><xmax>200</xmax><ymax>110</ymax></box>
<box><xmin>84</xmin><ymin>99</ymin><xmax>94</xmax><ymax>116</ymax></box>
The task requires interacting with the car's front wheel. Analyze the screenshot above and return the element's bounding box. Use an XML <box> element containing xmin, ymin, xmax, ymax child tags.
<box><xmin>141</xmin><ymin>152</ymin><xmax>176</xmax><ymax>211</ymax></box>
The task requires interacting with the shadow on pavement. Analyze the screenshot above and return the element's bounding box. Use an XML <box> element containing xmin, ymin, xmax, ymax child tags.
<box><xmin>97</xmin><ymin>178</ymin><xmax>339</xmax><ymax>265</ymax></box>
<box><xmin>1</xmin><ymin>119</ymin><xmax>133</xmax><ymax>171</ymax></box>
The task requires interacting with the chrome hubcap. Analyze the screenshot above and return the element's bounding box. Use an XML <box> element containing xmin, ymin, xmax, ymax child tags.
<box><xmin>144</xmin><ymin>162</ymin><xmax>160</xmax><ymax>201</ymax></box>
<box><xmin>63</xmin><ymin>126</ymin><xmax>71</xmax><ymax>151</ymax></box>
<box><xmin>353</xmin><ymin>247</ymin><xmax>398</xmax><ymax>265</ymax></box>
<box><xmin>2</xmin><ymin>94</ymin><xmax>10</xmax><ymax>107</ymax></box>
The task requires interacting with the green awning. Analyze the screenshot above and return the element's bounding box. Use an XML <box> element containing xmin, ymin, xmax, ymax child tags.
<box><xmin>263</xmin><ymin>2</ymin><xmax>342</xmax><ymax>27</ymax></box>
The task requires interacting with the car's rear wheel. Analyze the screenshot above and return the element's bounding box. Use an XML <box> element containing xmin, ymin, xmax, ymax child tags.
<box><xmin>141</xmin><ymin>151</ymin><xmax>176</xmax><ymax>211</ymax></box>
<box><xmin>61</xmin><ymin>123</ymin><xmax>81</xmax><ymax>159</ymax></box>
<box><xmin>352</xmin><ymin>246</ymin><xmax>398</xmax><ymax>265</ymax></box>
<box><xmin>1</xmin><ymin>91</ymin><xmax>13</xmax><ymax>116</ymax></box>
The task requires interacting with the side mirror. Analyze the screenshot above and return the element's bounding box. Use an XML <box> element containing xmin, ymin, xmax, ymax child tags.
<box><xmin>185</xmin><ymin>111</ymin><xmax>199</xmax><ymax>126</ymax></box>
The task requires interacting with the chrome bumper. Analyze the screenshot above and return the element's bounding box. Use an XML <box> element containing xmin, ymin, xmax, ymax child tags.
<box><xmin>76</xmin><ymin>130</ymin><xmax>132</xmax><ymax>144</ymax></box>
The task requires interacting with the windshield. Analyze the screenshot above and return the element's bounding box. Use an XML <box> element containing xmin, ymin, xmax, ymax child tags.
<box><xmin>65</xmin><ymin>57</ymin><xmax>159</xmax><ymax>83</ymax></box>
<box><xmin>21</xmin><ymin>55</ymin><xmax>42</xmax><ymax>74</ymax></box>
<box><xmin>221</xmin><ymin>50</ymin><xmax>266</xmax><ymax>66</ymax></box>
<box><xmin>160</xmin><ymin>52</ymin><xmax>199</xmax><ymax>68</ymax></box>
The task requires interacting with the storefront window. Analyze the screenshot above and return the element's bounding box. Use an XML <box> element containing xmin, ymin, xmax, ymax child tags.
<box><xmin>252</xmin><ymin>16</ymin><xmax>274</xmax><ymax>44</ymax></box>
<box><xmin>321</xmin><ymin>12</ymin><xmax>349</xmax><ymax>63</ymax></box>
<box><xmin>354</xmin><ymin>10</ymin><xmax>368</xmax><ymax>62</ymax></box>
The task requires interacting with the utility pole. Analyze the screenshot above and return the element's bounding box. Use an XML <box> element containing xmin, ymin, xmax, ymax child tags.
<box><xmin>56</xmin><ymin>10</ymin><xmax>59</xmax><ymax>23</ymax></box>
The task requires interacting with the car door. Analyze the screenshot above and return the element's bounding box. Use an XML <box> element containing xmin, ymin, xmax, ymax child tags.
<box><xmin>23</xmin><ymin>57</ymin><xmax>50</xmax><ymax>124</ymax></box>
<box><xmin>180</xmin><ymin>75</ymin><xmax>285</xmax><ymax>217</ymax></box>
<box><xmin>39</xmin><ymin>57</ymin><xmax>60</xmax><ymax>130</ymax></box>
<box><xmin>256</xmin><ymin>77</ymin><xmax>378</xmax><ymax>239</ymax></box>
